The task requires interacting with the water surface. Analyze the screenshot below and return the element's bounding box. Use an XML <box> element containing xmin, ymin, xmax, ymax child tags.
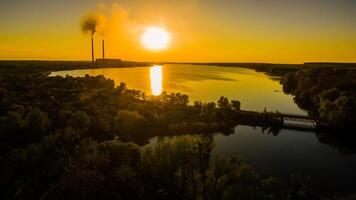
<box><xmin>51</xmin><ymin>64</ymin><xmax>305</xmax><ymax>114</ymax></box>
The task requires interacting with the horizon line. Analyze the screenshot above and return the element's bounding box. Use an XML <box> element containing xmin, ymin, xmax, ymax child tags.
<box><xmin>1</xmin><ymin>59</ymin><xmax>356</xmax><ymax>65</ymax></box>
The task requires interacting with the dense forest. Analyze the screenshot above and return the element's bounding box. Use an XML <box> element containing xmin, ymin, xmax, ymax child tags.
<box><xmin>281</xmin><ymin>68</ymin><xmax>356</xmax><ymax>129</ymax></box>
<box><xmin>0</xmin><ymin>63</ymin><xmax>355</xmax><ymax>199</ymax></box>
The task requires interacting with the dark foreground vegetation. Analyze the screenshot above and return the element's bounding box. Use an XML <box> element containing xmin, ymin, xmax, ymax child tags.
<box><xmin>0</xmin><ymin>61</ymin><xmax>355</xmax><ymax>199</ymax></box>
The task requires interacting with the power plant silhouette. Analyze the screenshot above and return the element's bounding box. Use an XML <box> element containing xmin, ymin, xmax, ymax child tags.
<box><xmin>94</xmin><ymin>39</ymin><xmax>122</xmax><ymax>65</ymax></box>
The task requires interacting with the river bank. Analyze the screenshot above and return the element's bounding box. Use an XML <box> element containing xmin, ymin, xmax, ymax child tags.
<box><xmin>2</xmin><ymin>60</ymin><xmax>355</xmax><ymax>76</ymax></box>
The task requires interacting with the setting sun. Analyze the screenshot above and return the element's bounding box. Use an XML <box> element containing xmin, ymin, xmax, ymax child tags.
<box><xmin>141</xmin><ymin>27</ymin><xmax>171</xmax><ymax>51</ymax></box>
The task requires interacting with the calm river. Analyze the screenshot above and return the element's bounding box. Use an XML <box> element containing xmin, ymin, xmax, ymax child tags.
<box><xmin>51</xmin><ymin>64</ymin><xmax>356</xmax><ymax>192</ymax></box>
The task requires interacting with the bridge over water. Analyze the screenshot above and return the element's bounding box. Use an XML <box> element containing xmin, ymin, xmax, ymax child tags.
<box><xmin>235</xmin><ymin>110</ymin><xmax>331</xmax><ymax>132</ymax></box>
<box><xmin>276</xmin><ymin>113</ymin><xmax>328</xmax><ymax>131</ymax></box>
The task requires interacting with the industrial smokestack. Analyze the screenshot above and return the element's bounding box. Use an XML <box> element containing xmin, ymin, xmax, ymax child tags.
<box><xmin>80</xmin><ymin>14</ymin><xmax>98</xmax><ymax>64</ymax></box>
<box><xmin>91</xmin><ymin>36</ymin><xmax>95</xmax><ymax>64</ymax></box>
<box><xmin>102</xmin><ymin>39</ymin><xmax>105</xmax><ymax>59</ymax></box>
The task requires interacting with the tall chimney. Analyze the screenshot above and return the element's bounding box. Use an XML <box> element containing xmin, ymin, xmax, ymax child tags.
<box><xmin>91</xmin><ymin>36</ymin><xmax>94</xmax><ymax>64</ymax></box>
<box><xmin>102</xmin><ymin>39</ymin><xmax>105</xmax><ymax>60</ymax></box>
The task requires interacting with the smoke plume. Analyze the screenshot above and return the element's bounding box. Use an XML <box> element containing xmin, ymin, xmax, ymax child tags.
<box><xmin>80</xmin><ymin>14</ymin><xmax>98</xmax><ymax>36</ymax></box>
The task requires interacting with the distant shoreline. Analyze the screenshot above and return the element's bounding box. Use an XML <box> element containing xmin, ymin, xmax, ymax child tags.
<box><xmin>1</xmin><ymin>60</ymin><xmax>356</xmax><ymax>77</ymax></box>
<box><xmin>1</xmin><ymin>60</ymin><xmax>356</xmax><ymax>65</ymax></box>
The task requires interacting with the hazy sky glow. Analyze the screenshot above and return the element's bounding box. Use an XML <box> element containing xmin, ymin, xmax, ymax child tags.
<box><xmin>1</xmin><ymin>0</ymin><xmax>356</xmax><ymax>63</ymax></box>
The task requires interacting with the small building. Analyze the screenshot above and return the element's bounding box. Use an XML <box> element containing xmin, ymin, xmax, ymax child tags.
<box><xmin>96</xmin><ymin>58</ymin><xmax>122</xmax><ymax>64</ymax></box>
<box><xmin>95</xmin><ymin>59</ymin><xmax>123</xmax><ymax>67</ymax></box>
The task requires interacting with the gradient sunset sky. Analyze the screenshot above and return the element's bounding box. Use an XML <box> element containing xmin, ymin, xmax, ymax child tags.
<box><xmin>1</xmin><ymin>0</ymin><xmax>356</xmax><ymax>63</ymax></box>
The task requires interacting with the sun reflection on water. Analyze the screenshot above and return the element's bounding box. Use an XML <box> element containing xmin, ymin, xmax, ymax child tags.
<box><xmin>150</xmin><ymin>65</ymin><xmax>163</xmax><ymax>96</ymax></box>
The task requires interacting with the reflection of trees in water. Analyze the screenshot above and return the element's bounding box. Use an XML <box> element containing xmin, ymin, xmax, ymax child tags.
<box><xmin>261</xmin><ymin>125</ymin><xmax>281</xmax><ymax>136</ymax></box>
<box><xmin>130</xmin><ymin>124</ymin><xmax>281</xmax><ymax>146</ymax></box>
<box><xmin>315</xmin><ymin>132</ymin><xmax>356</xmax><ymax>154</ymax></box>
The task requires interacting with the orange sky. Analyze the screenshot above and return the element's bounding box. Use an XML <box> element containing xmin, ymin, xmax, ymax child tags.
<box><xmin>1</xmin><ymin>0</ymin><xmax>356</xmax><ymax>63</ymax></box>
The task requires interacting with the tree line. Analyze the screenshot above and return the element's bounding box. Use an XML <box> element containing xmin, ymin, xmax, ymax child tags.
<box><xmin>281</xmin><ymin>68</ymin><xmax>356</xmax><ymax>129</ymax></box>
